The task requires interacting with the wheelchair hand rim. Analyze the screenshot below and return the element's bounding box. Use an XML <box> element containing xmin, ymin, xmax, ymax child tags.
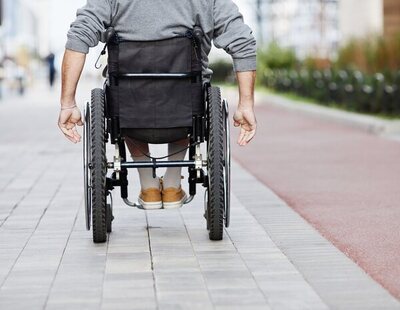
<box><xmin>223</xmin><ymin>99</ymin><xmax>231</xmax><ymax>228</ymax></box>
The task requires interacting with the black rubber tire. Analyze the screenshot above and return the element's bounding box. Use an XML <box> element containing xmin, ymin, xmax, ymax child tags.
<box><xmin>206</xmin><ymin>86</ymin><xmax>225</xmax><ymax>241</ymax></box>
<box><xmin>90</xmin><ymin>88</ymin><xmax>107</xmax><ymax>243</ymax></box>
<box><xmin>83</xmin><ymin>102</ymin><xmax>91</xmax><ymax>231</ymax></box>
<box><xmin>106</xmin><ymin>203</ymin><xmax>113</xmax><ymax>233</ymax></box>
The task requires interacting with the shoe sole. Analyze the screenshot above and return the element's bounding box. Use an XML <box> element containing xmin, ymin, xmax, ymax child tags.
<box><xmin>163</xmin><ymin>193</ymin><xmax>188</xmax><ymax>209</ymax></box>
<box><xmin>138</xmin><ymin>198</ymin><xmax>163</xmax><ymax>210</ymax></box>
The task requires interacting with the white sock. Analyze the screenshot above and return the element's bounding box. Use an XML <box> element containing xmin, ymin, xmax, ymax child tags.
<box><xmin>132</xmin><ymin>154</ymin><xmax>160</xmax><ymax>190</ymax></box>
<box><xmin>163</xmin><ymin>142</ymin><xmax>188</xmax><ymax>189</ymax></box>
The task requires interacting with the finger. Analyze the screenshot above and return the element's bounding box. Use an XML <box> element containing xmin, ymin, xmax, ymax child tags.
<box><xmin>240</xmin><ymin>130</ymin><xmax>252</xmax><ymax>146</ymax></box>
<box><xmin>60</xmin><ymin>125</ymin><xmax>75</xmax><ymax>138</ymax></box>
<box><xmin>250</xmin><ymin>123</ymin><xmax>257</xmax><ymax>131</ymax></box>
<box><xmin>238</xmin><ymin>132</ymin><xmax>246</xmax><ymax>145</ymax></box>
<box><xmin>238</xmin><ymin>128</ymin><xmax>247</xmax><ymax>146</ymax></box>
<box><xmin>243</xmin><ymin>133</ymin><xmax>255</xmax><ymax>145</ymax></box>
<box><xmin>245</xmin><ymin>131</ymin><xmax>256</xmax><ymax>143</ymax></box>
<box><xmin>233</xmin><ymin>114</ymin><xmax>242</xmax><ymax>127</ymax></box>
<box><xmin>77</xmin><ymin>119</ymin><xmax>84</xmax><ymax>126</ymax></box>
<box><xmin>65</xmin><ymin>122</ymin><xmax>77</xmax><ymax>130</ymax></box>
<box><xmin>64</xmin><ymin>133</ymin><xmax>78</xmax><ymax>143</ymax></box>
<box><xmin>72</xmin><ymin>127</ymin><xmax>81</xmax><ymax>142</ymax></box>
<box><xmin>241</xmin><ymin>136</ymin><xmax>249</xmax><ymax>146</ymax></box>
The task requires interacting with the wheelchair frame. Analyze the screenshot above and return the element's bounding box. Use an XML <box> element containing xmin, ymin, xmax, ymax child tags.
<box><xmin>83</xmin><ymin>27</ymin><xmax>231</xmax><ymax>243</ymax></box>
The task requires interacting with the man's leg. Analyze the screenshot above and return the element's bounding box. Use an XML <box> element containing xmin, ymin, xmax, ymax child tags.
<box><xmin>162</xmin><ymin>138</ymin><xmax>189</xmax><ymax>189</ymax></box>
<box><xmin>125</xmin><ymin>137</ymin><xmax>160</xmax><ymax>190</ymax></box>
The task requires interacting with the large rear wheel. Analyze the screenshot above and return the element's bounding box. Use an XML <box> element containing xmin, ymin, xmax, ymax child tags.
<box><xmin>90</xmin><ymin>88</ymin><xmax>107</xmax><ymax>243</ymax></box>
<box><xmin>83</xmin><ymin>102</ymin><xmax>91</xmax><ymax>231</ymax></box>
<box><xmin>206</xmin><ymin>87</ymin><xmax>225</xmax><ymax>241</ymax></box>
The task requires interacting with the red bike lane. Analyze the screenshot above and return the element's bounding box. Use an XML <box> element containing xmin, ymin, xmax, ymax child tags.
<box><xmin>231</xmin><ymin>102</ymin><xmax>400</xmax><ymax>299</ymax></box>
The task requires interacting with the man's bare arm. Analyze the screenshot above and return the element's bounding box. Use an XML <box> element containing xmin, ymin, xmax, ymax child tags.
<box><xmin>233</xmin><ymin>71</ymin><xmax>257</xmax><ymax>146</ymax></box>
<box><xmin>58</xmin><ymin>49</ymin><xmax>86</xmax><ymax>143</ymax></box>
<box><xmin>61</xmin><ymin>49</ymin><xmax>86</xmax><ymax>106</ymax></box>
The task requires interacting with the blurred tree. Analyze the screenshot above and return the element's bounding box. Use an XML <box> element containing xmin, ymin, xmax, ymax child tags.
<box><xmin>210</xmin><ymin>59</ymin><xmax>234</xmax><ymax>84</ymax></box>
<box><xmin>336</xmin><ymin>35</ymin><xmax>400</xmax><ymax>74</ymax></box>
<box><xmin>258</xmin><ymin>42</ymin><xmax>297</xmax><ymax>70</ymax></box>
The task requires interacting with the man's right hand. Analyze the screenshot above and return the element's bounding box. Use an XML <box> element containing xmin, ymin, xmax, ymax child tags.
<box><xmin>234</xmin><ymin>70</ymin><xmax>257</xmax><ymax>146</ymax></box>
<box><xmin>58</xmin><ymin>105</ymin><xmax>83</xmax><ymax>143</ymax></box>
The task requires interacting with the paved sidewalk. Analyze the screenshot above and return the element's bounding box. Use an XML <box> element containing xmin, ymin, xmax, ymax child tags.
<box><xmin>0</xmin><ymin>83</ymin><xmax>398</xmax><ymax>309</ymax></box>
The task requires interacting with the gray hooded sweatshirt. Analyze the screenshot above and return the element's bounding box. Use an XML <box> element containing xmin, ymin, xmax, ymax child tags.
<box><xmin>66</xmin><ymin>0</ymin><xmax>257</xmax><ymax>80</ymax></box>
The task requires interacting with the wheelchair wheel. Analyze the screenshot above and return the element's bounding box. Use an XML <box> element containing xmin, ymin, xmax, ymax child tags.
<box><xmin>206</xmin><ymin>86</ymin><xmax>225</xmax><ymax>241</ymax></box>
<box><xmin>83</xmin><ymin>102</ymin><xmax>91</xmax><ymax>231</ymax></box>
<box><xmin>90</xmin><ymin>88</ymin><xmax>108</xmax><ymax>243</ymax></box>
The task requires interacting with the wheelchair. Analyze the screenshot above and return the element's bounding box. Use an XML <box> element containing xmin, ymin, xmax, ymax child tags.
<box><xmin>83</xmin><ymin>25</ymin><xmax>231</xmax><ymax>243</ymax></box>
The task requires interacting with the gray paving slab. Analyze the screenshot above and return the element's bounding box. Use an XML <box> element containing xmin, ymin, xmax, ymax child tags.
<box><xmin>0</xmin><ymin>84</ymin><xmax>398</xmax><ymax>309</ymax></box>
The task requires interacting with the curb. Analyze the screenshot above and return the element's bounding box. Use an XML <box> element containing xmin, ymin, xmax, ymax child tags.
<box><xmin>257</xmin><ymin>92</ymin><xmax>400</xmax><ymax>137</ymax></box>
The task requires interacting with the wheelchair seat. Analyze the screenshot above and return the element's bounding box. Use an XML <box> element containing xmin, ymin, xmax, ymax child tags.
<box><xmin>106</xmin><ymin>31</ymin><xmax>203</xmax><ymax>144</ymax></box>
<box><xmin>121</xmin><ymin>127</ymin><xmax>190</xmax><ymax>144</ymax></box>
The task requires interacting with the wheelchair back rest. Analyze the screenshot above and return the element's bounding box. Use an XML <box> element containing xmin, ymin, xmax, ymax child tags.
<box><xmin>106</xmin><ymin>33</ymin><xmax>203</xmax><ymax>130</ymax></box>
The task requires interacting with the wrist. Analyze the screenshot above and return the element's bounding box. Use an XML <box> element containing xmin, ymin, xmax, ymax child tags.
<box><xmin>60</xmin><ymin>104</ymin><xmax>77</xmax><ymax>111</ymax></box>
<box><xmin>238</xmin><ymin>99</ymin><xmax>254</xmax><ymax>109</ymax></box>
<box><xmin>60</xmin><ymin>98</ymin><xmax>76</xmax><ymax>108</ymax></box>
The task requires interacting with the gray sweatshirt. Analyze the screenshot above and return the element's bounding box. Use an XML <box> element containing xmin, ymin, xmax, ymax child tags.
<box><xmin>66</xmin><ymin>0</ymin><xmax>256</xmax><ymax>80</ymax></box>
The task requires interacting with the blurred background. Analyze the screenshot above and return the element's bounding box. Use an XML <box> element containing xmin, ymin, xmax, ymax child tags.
<box><xmin>0</xmin><ymin>0</ymin><xmax>102</xmax><ymax>100</ymax></box>
<box><xmin>0</xmin><ymin>0</ymin><xmax>399</xmax><ymax>116</ymax></box>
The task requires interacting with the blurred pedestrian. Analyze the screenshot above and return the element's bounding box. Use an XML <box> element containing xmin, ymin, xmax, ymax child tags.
<box><xmin>0</xmin><ymin>62</ymin><xmax>4</xmax><ymax>100</ymax></box>
<box><xmin>45</xmin><ymin>52</ymin><xmax>56</xmax><ymax>88</ymax></box>
<box><xmin>15</xmin><ymin>65</ymin><xmax>25</xmax><ymax>96</ymax></box>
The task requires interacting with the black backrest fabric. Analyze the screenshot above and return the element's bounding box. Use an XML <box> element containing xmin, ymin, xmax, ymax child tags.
<box><xmin>106</xmin><ymin>35</ymin><xmax>203</xmax><ymax>129</ymax></box>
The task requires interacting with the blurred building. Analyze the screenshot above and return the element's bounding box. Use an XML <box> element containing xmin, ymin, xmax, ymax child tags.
<box><xmin>1</xmin><ymin>0</ymin><xmax>39</xmax><ymax>57</ymax></box>
<box><xmin>383</xmin><ymin>0</ymin><xmax>400</xmax><ymax>38</ymax></box>
<box><xmin>0</xmin><ymin>0</ymin><xmax>41</xmax><ymax>97</ymax></box>
<box><xmin>339</xmin><ymin>0</ymin><xmax>383</xmax><ymax>42</ymax></box>
<box><xmin>255</xmin><ymin>0</ymin><xmax>339</xmax><ymax>59</ymax></box>
<box><xmin>339</xmin><ymin>0</ymin><xmax>400</xmax><ymax>42</ymax></box>
<box><xmin>242</xmin><ymin>0</ymin><xmax>400</xmax><ymax>59</ymax></box>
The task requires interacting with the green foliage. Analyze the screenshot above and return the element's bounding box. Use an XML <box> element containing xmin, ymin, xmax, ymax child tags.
<box><xmin>257</xmin><ymin>37</ymin><xmax>400</xmax><ymax>117</ymax></box>
<box><xmin>258</xmin><ymin>42</ymin><xmax>297</xmax><ymax>70</ymax></box>
<box><xmin>335</xmin><ymin>39</ymin><xmax>360</xmax><ymax>71</ymax></box>
<box><xmin>209</xmin><ymin>59</ymin><xmax>234</xmax><ymax>84</ymax></box>
<box><xmin>335</xmin><ymin>35</ymin><xmax>400</xmax><ymax>74</ymax></box>
<box><xmin>263</xmin><ymin>68</ymin><xmax>400</xmax><ymax>117</ymax></box>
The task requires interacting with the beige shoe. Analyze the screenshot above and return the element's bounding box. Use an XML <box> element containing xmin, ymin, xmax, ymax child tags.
<box><xmin>162</xmin><ymin>186</ymin><xmax>187</xmax><ymax>209</ymax></box>
<box><xmin>138</xmin><ymin>187</ymin><xmax>162</xmax><ymax>210</ymax></box>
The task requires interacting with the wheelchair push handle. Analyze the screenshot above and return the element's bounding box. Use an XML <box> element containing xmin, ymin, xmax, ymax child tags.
<box><xmin>95</xmin><ymin>27</ymin><xmax>116</xmax><ymax>70</ymax></box>
<box><xmin>101</xmin><ymin>27</ymin><xmax>116</xmax><ymax>43</ymax></box>
<box><xmin>193</xmin><ymin>14</ymin><xmax>203</xmax><ymax>42</ymax></box>
<box><xmin>193</xmin><ymin>25</ymin><xmax>203</xmax><ymax>42</ymax></box>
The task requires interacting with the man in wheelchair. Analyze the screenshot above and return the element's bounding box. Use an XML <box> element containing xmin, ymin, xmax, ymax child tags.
<box><xmin>58</xmin><ymin>0</ymin><xmax>257</xmax><ymax>242</ymax></box>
